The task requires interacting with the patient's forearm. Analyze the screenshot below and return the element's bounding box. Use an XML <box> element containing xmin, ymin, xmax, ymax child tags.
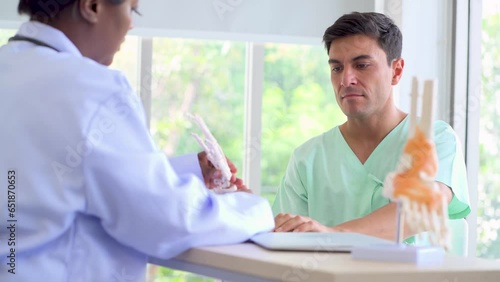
<box><xmin>331</xmin><ymin>182</ymin><xmax>453</xmax><ymax>241</ymax></box>
<box><xmin>331</xmin><ymin>202</ymin><xmax>414</xmax><ymax>241</ymax></box>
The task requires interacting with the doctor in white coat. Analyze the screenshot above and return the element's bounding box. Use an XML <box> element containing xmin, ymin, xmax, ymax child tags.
<box><xmin>0</xmin><ymin>0</ymin><xmax>274</xmax><ymax>281</ymax></box>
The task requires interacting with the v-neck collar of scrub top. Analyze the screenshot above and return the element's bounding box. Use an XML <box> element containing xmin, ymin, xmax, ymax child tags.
<box><xmin>336</xmin><ymin>115</ymin><xmax>409</xmax><ymax>168</ymax></box>
<box><xmin>13</xmin><ymin>21</ymin><xmax>83</xmax><ymax>57</ymax></box>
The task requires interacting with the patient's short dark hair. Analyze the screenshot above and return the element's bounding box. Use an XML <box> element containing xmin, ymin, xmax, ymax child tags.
<box><xmin>323</xmin><ymin>12</ymin><xmax>402</xmax><ymax>65</ymax></box>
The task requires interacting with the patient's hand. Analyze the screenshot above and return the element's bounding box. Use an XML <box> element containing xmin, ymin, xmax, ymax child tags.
<box><xmin>273</xmin><ymin>213</ymin><xmax>334</xmax><ymax>232</ymax></box>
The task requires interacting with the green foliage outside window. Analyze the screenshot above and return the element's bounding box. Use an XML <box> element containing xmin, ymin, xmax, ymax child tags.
<box><xmin>477</xmin><ymin>9</ymin><xmax>500</xmax><ymax>259</ymax></box>
<box><xmin>149</xmin><ymin>39</ymin><xmax>345</xmax><ymax>201</ymax></box>
<box><xmin>261</xmin><ymin>43</ymin><xmax>345</xmax><ymax>199</ymax></box>
<box><xmin>150</xmin><ymin>39</ymin><xmax>246</xmax><ymax>173</ymax></box>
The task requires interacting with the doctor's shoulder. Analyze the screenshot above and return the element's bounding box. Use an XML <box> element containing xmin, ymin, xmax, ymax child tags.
<box><xmin>53</xmin><ymin>54</ymin><xmax>134</xmax><ymax>99</ymax></box>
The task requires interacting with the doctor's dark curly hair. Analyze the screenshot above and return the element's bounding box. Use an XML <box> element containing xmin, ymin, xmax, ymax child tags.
<box><xmin>18</xmin><ymin>0</ymin><xmax>125</xmax><ymax>21</ymax></box>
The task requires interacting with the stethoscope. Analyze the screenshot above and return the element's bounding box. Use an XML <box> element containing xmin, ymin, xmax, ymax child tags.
<box><xmin>8</xmin><ymin>35</ymin><xmax>59</xmax><ymax>52</ymax></box>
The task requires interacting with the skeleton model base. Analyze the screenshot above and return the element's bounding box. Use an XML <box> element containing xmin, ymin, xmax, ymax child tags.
<box><xmin>352</xmin><ymin>243</ymin><xmax>444</xmax><ymax>265</ymax></box>
<box><xmin>353</xmin><ymin>78</ymin><xmax>449</xmax><ymax>264</ymax></box>
<box><xmin>384</xmin><ymin>78</ymin><xmax>450</xmax><ymax>250</ymax></box>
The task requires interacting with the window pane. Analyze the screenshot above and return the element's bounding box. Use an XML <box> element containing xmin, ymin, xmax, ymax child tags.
<box><xmin>477</xmin><ymin>0</ymin><xmax>500</xmax><ymax>259</ymax></box>
<box><xmin>150</xmin><ymin>38</ymin><xmax>246</xmax><ymax>171</ymax></box>
<box><xmin>109</xmin><ymin>35</ymin><xmax>140</xmax><ymax>92</ymax></box>
<box><xmin>148</xmin><ymin>38</ymin><xmax>246</xmax><ymax>281</ymax></box>
<box><xmin>260</xmin><ymin>43</ymin><xmax>346</xmax><ymax>202</ymax></box>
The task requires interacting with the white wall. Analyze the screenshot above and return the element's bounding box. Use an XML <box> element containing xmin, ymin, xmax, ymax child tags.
<box><xmin>398</xmin><ymin>0</ymin><xmax>451</xmax><ymax>121</ymax></box>
<box><xmin>1</xmin><ymin>0</ymin><xmax>377</xmax><ymax>44</ymax></box>
<box><xmin>0</xmin><ymin>0</ymin><xmax>27</xmax><ymax>27</ymax></box>
<box><xmin>132</xmin><ymin>0</ymin><xmax>376</xmax><ymax>43</ymax></box>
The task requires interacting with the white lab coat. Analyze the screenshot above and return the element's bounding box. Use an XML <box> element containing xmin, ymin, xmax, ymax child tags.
<box><xmin>0</xmin><ymin>21</ymin><xmax>274</xmax><ymax>282</ymax></box>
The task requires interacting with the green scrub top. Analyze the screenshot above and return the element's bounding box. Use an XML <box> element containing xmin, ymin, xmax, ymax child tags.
<box><xmin>272</xmin><ymin>117</ymin><xmax>470</xmax><ymax>233</ymax></box>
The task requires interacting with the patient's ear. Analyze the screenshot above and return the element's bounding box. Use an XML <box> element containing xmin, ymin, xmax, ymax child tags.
<box><xmin>391</xmin><ymin>58</ymin><xmax>405</xmax><ymax>85</ymax></box>
<box><xmin>78</xmin><ymin>0</ymin><xmax>99</xmax><ymax>24</ymax></box>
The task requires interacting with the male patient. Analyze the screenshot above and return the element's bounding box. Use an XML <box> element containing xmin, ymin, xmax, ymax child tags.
<box><xmin>272</xmin><ymin>12</ymin><xmax>470</xmax><ymax>243</ymax></box>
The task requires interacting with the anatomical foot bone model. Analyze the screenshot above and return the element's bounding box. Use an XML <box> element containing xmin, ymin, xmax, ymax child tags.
<box><xmin>186</xmin><ymin>113</ymin><xmax>237</xmax><ymax>194</ymax></box>
<box><xmin>383</xmin><ymin>78</ymin><xmax>450</xmax><ymax>249</ymax></box>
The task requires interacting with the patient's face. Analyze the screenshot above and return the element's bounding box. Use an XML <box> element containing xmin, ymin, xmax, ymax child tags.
<box><xmin>328</xmin><ymin>34</ymin><xmax>402</xmax><ymax>119</ymax></box>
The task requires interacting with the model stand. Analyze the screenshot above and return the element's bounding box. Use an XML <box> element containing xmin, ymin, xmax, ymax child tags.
<box><xmin>352</xmin><ymin>78</ymin><xmax>447</xmax><ymax>264</ymax></box>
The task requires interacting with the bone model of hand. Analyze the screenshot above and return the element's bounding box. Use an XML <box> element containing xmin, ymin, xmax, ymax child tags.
<box><xmin>383</xmin><ymin>78</ymin><xmax>449</xmax><ymax>249</ymax></box>
<box><xmin>186</xmin><ymin>113</ymin><xmax>237</xmax><ymax>194</ymax></box>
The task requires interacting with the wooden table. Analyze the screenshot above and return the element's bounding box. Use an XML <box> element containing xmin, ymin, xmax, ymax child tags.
<box><xmin>150</xmin><ymin>243</ymin><xmax>500</xmax><ymax>282</ymax></box>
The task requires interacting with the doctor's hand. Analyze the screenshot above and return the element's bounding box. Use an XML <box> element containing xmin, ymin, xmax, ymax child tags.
<box><xmin>273</xmin><ymin>213</ymin><xmax>336</xmax><ymax>232</ymax></box>
<box><xmin>197</xmin><ymin>151</ymin><xmax>250</xmax><ymax>192</ymax></box>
